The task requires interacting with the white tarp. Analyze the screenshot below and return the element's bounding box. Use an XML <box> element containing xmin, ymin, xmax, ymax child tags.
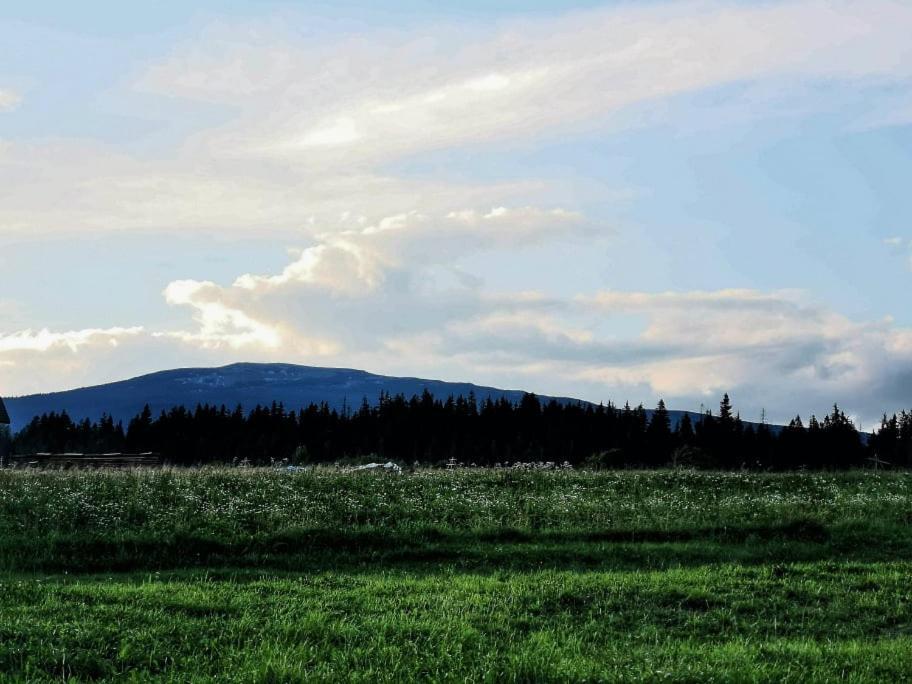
<box><xmin>351</xmin><ymin>461</ymin><xmax>402</xmax><ymax>473</ymax></box>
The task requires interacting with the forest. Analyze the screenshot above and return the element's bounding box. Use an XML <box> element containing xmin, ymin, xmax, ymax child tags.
<box><xmin>9</xmin><ymin>391</ymin><xmax>909</xmax><ymax>469</ymax></box>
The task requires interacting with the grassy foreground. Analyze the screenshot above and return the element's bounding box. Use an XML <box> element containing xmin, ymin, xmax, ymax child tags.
<box><xmin>1</xmin><ymin>469</ymin><xmax>911</xmax><ymax>681</ymax></box>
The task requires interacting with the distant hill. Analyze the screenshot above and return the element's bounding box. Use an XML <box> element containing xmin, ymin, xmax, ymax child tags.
<box><xmin>4</xmin><ymin>362</ymin><xmax>647</xmax><ymax>430</ymax></box>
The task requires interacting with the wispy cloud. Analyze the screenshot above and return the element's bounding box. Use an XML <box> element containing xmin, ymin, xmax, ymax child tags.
<box><xmin>5</xmin><ymin>1</ymin><xmax>912</xmax><ymax>237</ymax></box>
<box><xmin>0</xmin><ymin>327</ymin><xmax>143</xmax><ymax>354</ymax></box>
<box><xmin>0</xmin><ymin>88</ymin><xmax>21</xmax><ymax>112</ymax></box>
<box><xmin>141</xmin><ymin>0</ymin><xmax>912</xmax><ymax>168</ymax></box>
<box><xmin>882</xmin><ymin>236</ymin><xmax>912</xmax><ymax>270</ymax></box>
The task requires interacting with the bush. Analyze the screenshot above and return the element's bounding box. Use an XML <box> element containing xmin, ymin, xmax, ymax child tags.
<box><xmin>584</xmin><ymin>448</ymin><xmax>627</xmax><ymax>470</ymax></box>
<box><xmin>671</xmin><ymin>445</ymin><xmax>714</xmax><ymax>469</ymax></box>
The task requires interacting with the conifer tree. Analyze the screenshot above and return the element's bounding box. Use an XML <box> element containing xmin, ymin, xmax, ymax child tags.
<box><xmin>645</xmin><ymin>399</ymin><xmax>673</xmax><ymax>465</ymax></box>
<box><xmin>719</xmin><ymin>393</ymin><xmax>734</xmax><ymax>424</ymax></box>
<box><xmin>676</xmin><ymin>413</ymin><xmax>695</xmax><ymax>444</ymax></box>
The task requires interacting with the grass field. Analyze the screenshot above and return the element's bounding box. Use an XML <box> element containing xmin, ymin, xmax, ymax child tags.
<box><xmin>1</xmin><ymin>468</ymin><xmax>911</xmax><ymax>681</ymax></box>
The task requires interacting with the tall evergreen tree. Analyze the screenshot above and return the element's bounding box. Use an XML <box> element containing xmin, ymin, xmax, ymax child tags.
<box><xmin>645</xmin><ymin>399</ymin><xmax>673</xmax><ymax>465</ymax></box>
<box><xmin>676</xmin><ymin>413</ymin><xmax>695</xmax><ymax>445</ymax></box>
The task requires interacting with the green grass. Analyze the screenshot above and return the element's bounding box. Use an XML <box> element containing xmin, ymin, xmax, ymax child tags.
<box><xmin>1</xmin><ymin>469</ymin><xmax>911</xmax><ymax>681</ymax></box>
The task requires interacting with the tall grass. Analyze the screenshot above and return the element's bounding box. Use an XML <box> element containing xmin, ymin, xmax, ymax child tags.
<box><xmin>1</xmin><ymin>468</ymin><xmax>910</xmax><ymax>571</ymax></box>
<box><xmin>2</xmin><ymin>469</ymin><xmax>912</xmax><ymax>681</ymax></box>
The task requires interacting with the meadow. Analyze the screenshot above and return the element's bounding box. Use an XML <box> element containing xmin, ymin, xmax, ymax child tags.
<box><xmin>1</xmin><ymin>468</ymin><xmax>911</xmax><ymax>681</ymax></box>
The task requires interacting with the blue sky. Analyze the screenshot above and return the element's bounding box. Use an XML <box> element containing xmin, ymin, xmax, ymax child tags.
<box><xmin>2</xmin><ymin>0</ymin><xmax>912</xmax><ymax>425</ymax></box>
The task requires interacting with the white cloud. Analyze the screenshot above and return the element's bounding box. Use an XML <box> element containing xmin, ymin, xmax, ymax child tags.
<box><xmin>5</xmin><ymin>1</ymin><xmax>910</xmax><ymax>237</ymax></box>
<box><xmin>0</xmin><ymin>327</ymin><xmax>148</xmax><ymax>395</ymax></box>
<box><xmin>146</xmin><ymin>0</ymin><xmax>912</xmax><ymax>167</ymax></box>
<box><xmin>0</xmin><ymin>88</ymin><xmax>21</xmax><ymax>112</ymax></box>
<box><xmin>299</xmin><ymin>117</ymin><xmax>362</xmax><ymax>147</ymax></box>
<box><xmin>231</xmin><ymin>206</ymin><xmax>586</xmax><ymax>295</ymax></box>
<box><xmin>882</xmin><ymin>236</ymin><xmax>912</xmax><ymax>270</ymax></box>
<box><xmin>159</xmin><ymin>280</ymin><xmax>286</xmax><ymax>350</ymax></box>
<box><xmin>0</xmin><ymin>327</ymin><xmax>143</xmax><ymax>354</ymax></box>
<box><xmin>143</xmin><ymin>221</ymin><xmax>912</xmax><ymax>424</ymax></box>
<box><xmin>5</xmin><ymin>257</ymin><xmax>912</xmax><ymax>424</ymax></box>
<box><xmin>0</xmin><ymin>138</ymin><xmax>544</xmax><ymax>236</ymax></box>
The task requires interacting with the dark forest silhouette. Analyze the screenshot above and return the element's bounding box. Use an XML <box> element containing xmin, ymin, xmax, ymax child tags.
<box><xmin>9</xmin><ymin>391</ymin><xmax>909</xmax><ymax>469</ymax></box>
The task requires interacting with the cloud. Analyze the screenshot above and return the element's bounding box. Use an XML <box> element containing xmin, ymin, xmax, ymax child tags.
<box><xmin>157</xmin><ymin>280</ymin><xmax>286</xmax><ymax>350</ymax></box>
<box><xmin>3</xmin><ymin>197</ymin><xmax>903</xmax><ymax>424</ymax></box>
<box><xmin>0</xmin><ymin>327</ymin><xmax>147</xmax><ymax>396</ymax></box>
<box><xmin>0</xmin><ymin>327</ymin><xmax>143</xmax><ymax>354</ymax></box>
<box><xmin>882</xmin><ymin>236</ymin><xmax>912</xmax><ymax>270</ymax></box>
<box><xmin>5</xmin><ymin>254</ymin><xmax>912</xmax><ymax>425</ymax></box>
<box><xmin>573</xmin><ymin>291</ymin><xmax>866</xmax><ymax>394</ymax></box>
<box><xmin>299</xmin><ymin>117</ymin><xmax>362</xmax><ymax>147</ymax></box>
<box><xmin>155</xmin><ymin>279</ymin><xmax>340</xmax><ymax>356</ymax></box>
<box><xmin>232</xmin><ymin>206</ymin><xmax>585</xmax><ymax>295</ymax></box>
<box><xmin>0</xmin><ymin>88</ymin><xmax>21</xmax><ymax>112</ymax></box>
<box><xmin>144</xmin><ymin>220</ymin><xmax>912</xmax><ymax>424</ymax></box>
<box><xmin>0</xmin><ymin>138</ymin><xmax>545</xmax><ymax>236</ymax></box>
<box><xmin>6</xmin><ymin>1</ymin><xmax>912</xmax><ymax>237</ymax></box>
<box><xmin>139</xmin><ymin>0</ymin><xmax>912</xmax><ymax>167</ymax></box>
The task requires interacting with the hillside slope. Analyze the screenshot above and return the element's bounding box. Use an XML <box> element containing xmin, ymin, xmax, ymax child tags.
<box><xmin>4</xmin><ymin>363</ymin><xmax>604</xmax><ymax>429</ymax></box>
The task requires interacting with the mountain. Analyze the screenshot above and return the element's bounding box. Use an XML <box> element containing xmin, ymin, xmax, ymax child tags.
<box><xmin>3</xmin><ymin>363</ymin><xmax>609</xmax><ymax>430</ymax></box>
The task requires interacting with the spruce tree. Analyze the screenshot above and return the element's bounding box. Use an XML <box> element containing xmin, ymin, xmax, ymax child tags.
<box><xmin>719</xmin><ymin>393</ymin><xmax>734</xmax><ymax>424</ymax></box>
<box><xmin>646</xmin><ymin>399</ymin><xmax>673</xmax><ymax>465</ymax></box>
<box><xmin>676</xmin><ymin>413</ymin><xmax>695</xmax><ymax>444</ymax></box>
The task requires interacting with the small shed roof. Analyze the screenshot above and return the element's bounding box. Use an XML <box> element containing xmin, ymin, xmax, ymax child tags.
<box><xmin>0</xmin><ymin>397</ymin><xmax>10</xmax><ymax>425</ymax></box>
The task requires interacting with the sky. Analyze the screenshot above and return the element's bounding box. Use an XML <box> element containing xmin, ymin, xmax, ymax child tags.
<box><xmin>2</xmin><ymin>0</ymin><xmax>912</xmax><ymax>426</ymax></box>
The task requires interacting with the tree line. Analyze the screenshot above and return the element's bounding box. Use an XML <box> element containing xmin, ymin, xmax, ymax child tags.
<box><xmin>10</xmin><ymin>391</ymin><xmax>907</xmax><ymax>469</ymax></box>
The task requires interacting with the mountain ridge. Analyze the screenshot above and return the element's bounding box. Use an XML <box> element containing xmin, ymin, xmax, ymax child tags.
<box><xmin>4</xmin><ymin>362</ymin><xmax>632</xmax><ymax>430</ymax></box>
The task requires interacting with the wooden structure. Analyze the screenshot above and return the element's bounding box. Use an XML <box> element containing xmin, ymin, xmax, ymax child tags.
<box><xmin>0</xmin><ymin>402</ymin><xmax>164</xmax><ymax>468</ymax></box>
<box><xmin>866</xmin><ymin>455</ymin><xmax>891</xmax><ymax>471</ymax></box>
<box><xmin>6</xmin><ymin>452</ymin><xmax>163</xmax><ymax>469</ymax></box>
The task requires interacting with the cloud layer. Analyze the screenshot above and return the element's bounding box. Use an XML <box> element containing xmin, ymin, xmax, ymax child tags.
<box><xmin>4</xmin><ymin>1</ymin><xmax>911</xmax><ymax>237</ymax></box>
<box><xmin>7</xmin><ymin>204</ymin><xmax>910</xmax><ymax>426</ymax></box>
